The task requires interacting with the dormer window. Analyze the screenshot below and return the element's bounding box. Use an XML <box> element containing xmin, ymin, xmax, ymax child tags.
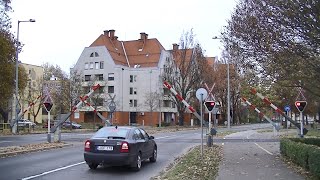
<box><xmin>90</xmin><ymin>52</ymin><xmax>99</xmax><ymax>57</ymax></box>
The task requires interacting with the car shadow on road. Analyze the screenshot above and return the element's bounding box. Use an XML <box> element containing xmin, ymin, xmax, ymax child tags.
<box><xmin>87</xmin><ymin>161</ymin><xmax>153</xmax><ymax>174</ymax></box>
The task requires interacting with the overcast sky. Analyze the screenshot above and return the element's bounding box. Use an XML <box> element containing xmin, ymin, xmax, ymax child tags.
<box><xmin>9</xmin><ymin>0</ymin><xmax>237</xmax><ymax>73</ymax></box>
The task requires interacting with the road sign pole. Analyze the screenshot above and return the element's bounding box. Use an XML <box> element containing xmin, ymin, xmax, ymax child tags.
<box><xmin>300</xmin><ymin>112</ymin><xmax>304</xmax><ymax>138</ymax></box>
<box><xmin>208</xmin><ymin>112</ymin><xmax>212</xmax><ymax>130</ymax></box>
<box><xmin>200</xmin><ymin>94</ymin><xmax>204</xmax><ymax>160</ymax></box>
<box><xmin>47</xmin><ymin>111</ymin><xmax>51</xmax><ymax>143</ymax></box>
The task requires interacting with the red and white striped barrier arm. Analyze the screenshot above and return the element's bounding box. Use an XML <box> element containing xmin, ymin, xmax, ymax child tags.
<box><xmin>163</xmin><ymin>81</ymin><xmax>201</xmax><ymax>120</ymax></box>
<box><xmin>71</xmin><ymin>84</ymin><xmax>100</xmax><ymax>112</ymax></box>
<box><xmin>250</xmin><ymin>88</ymin><xmax>284</xmax><ymax>115</ymax></box>
<box><xmin>250</xmin><ymin>88</ymin><xmax>306</xmax><ymax>133</ymax></box>
<box><xmin>18</xmin><ymin>95</ymin><xmax>42</xmax><ymax>119</ymax></box>
<box><xmin>241</xmin><ymin>97</ymin><xmax>279</xmax><ymax>130</ymax></box>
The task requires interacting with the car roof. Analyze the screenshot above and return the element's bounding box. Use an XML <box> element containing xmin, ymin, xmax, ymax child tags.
<box><xmin>102</xmin><ymin>126</ymin><xmax>135</xmax><ymax>130</ymax></box>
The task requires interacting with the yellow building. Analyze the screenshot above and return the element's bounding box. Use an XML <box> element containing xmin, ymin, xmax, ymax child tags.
<box><xmin>20</xmin><ymin>63</ymin><xmax>44</xmax><ymax>124</ymax></box>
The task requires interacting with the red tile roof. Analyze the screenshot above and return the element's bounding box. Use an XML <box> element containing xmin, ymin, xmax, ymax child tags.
<box><xmin>90</xmin><ymin>30</ymin><xmax>165</xmax><ymax>67</ymax></box>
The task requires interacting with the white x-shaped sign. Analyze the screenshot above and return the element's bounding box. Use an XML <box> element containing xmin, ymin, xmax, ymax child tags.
<box><xmin>204</xmin><ymin>83</ymin><xmax>215</xmax><ymax>101</ymax></box>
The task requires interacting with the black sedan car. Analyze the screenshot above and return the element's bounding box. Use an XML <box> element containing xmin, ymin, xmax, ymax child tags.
<box><xmin>84</xmin><ymin>126</ymin><xmax>157</xmax><ymax>171</ymax></box>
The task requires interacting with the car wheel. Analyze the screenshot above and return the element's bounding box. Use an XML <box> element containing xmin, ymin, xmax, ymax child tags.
<box><xmin>149</xmin><ymin>147</ymin><xmax>157</xmax><ymax>162</ymax></box>
<box><xmin>88</xmin><ymin>163</ymin><xmax>98</xmax><ymax>170</ymax></box>
<box><xmin>132</xmin><ymin>153</ymin><xmax>142</xmax><ymax>171</ymax></box>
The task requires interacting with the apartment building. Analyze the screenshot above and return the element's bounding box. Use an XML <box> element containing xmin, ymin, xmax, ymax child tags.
<box><xmin>71</xmin><ymin>30</ymin><xmax>178</xmax><ymax>126</ymax></box>
<box><xmin>14</xmin><ymin>63</ymin><xmax>44</xmax><ymax>124</ymax></box>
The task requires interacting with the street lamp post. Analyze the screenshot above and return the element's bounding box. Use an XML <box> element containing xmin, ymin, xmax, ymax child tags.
<box><xmin>212</xmin><ymin>36</ymin><xmax>230</xmax><ymax>129</ymax></box>
<box><xmin>13</xmin><ymin>19</ymin><xmax>35</xmax><ymax>134</ymax></box>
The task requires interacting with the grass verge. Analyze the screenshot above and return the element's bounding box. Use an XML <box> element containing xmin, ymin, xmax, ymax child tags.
<box><xmin>153</xmin><ymin>144</ymin><xmax>222</xmax><ymax>180</ymax></box>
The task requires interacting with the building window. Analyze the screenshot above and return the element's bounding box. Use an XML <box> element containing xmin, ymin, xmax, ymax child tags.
<box><xmin>108</xmin><ymin>86</ymin><xmax>114</xmax><ymax>93</ymax></box>
<box><xmin>98</xmin><ymin>86</ymin><xmax>104</xmax><ymax>93</ymax></box>
<box><xmin>130</xmin><ymin>75</ymin><xmax>137</xmax><ymax>83</ymax></box>
<box><xmin>163</xmin><ymin>88</ymin><xmax>170</xmax><ymax>96</ymax></box>
<box><xmin>129</xmin><ymin>87</ymin><xmax>138</xmax><ymax>95</ymax></box>
<box><xmin>129</xmin><ymin>99</ymin><xmax>138</xmax><ymax>107</ymax></box>
<box><xmin>172</xmin><ymin>102</ymin><xmax>176</xmax><ymax>108</ymax></box>
<box><xmin>90</xmin><ymin>52</ymin><xmax>99</xmax><ymax>57</ymax></box>
<box><xmin>130</xmin><ymin>87</ymin><xmax>133</xmax><ymax>95</ymax></box>
<box><xmin>85</xmin><ymin>75</ymin><xmax>91</xmax><ymax>81</ymax></box>
<box><xmin>85</xmin><ymin>63</ymin><xmax>89</xmax><ymax>70</ymax></box>
<box><xmin>163</xmin><ymin>100</ymin><xmax>171</xmax><ymax>107</ymax></box>
<box><xmin>95</xmin><ymin>62</ymin><xmax>99</xmax><ymax>69</ymax></box>
<box><xmin>74</xmin><ymin>112</ymin><xmax>79</xmax><ymax>119</ymax></box>
<box><xmin>96</xmin><ymin>98</ymin><xmax>104</xmax><ymax>106</ymax></box>
<box><xmin>100</xmin><ymin>61</ymin><xmax>104</xmax><ymax>69</ymax></box>
<box><xmin>108</xmin><ymin>73</ymin><xmax>114</xmax><ymax>81</ymax></box>
<box><xmin>96</xmin><ymin>74</ymin><xmax>103</xmax><ymax>81</ymax></box>
<box><xmin>90</xmin><ymin>62</ymin><xmax>94</xmax><ymax>69</ymax></box>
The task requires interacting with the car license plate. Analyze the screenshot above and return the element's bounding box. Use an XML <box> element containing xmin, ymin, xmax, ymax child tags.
<box><xmin>97</xmin><ymin>146</ymin><xmax>113</xmax><ymax>151</ymax></box>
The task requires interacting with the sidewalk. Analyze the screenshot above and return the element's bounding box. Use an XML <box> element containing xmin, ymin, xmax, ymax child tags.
<box><xmin>216</xmin><ymin>130</ymin><xmax>305</xmax><ymax>180</ymax></box>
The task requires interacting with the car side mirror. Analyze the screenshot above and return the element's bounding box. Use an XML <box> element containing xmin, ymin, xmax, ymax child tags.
<box><xmin>149</xmin><ymin>136</ymin><xmax>154</xmax><ymax>140</ymax></box>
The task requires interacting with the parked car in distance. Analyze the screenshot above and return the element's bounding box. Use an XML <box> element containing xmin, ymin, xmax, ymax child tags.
<box><xmin>42</xmin><ymin>121</ymin><xmax>54</xmax><ymax>128</ymax></box>
<box><xmin>10</xmin><ymin>119</ymin><xmax>36</xmax><ymax>128</ymax></box>
<box><xmin>18</xmin><ymin>119</ymin><xmax>36</xmax><ymax>128</ymax></box>
<box><xmin>62</xmin><ymin>121</ymin><xmax>82</xmax><ymax>129</ymax></box>
<box><xmin>84</xmin><ymin>126</ymin><xmax>157</xmax><ymax>171</ymax></box>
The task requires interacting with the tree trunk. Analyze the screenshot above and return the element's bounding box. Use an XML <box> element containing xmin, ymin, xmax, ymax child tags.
<box><xmin>0</xmin><ymin>108</ymin><xmax>8</xmax><ymax>123</ymax></box>
<box><xmin>178</xmin><ymin>111</ymin><xmax>184</xmax><ymax>126</ymax></box>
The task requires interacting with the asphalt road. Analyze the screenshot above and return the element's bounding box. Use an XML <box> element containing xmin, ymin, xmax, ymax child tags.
<box><xmin>0</xmin><ymin>130</ymin><xmax>202</xmax><ymax>180</ymax></box>
<box><xmin>216</xmin><ymin>129</ymin><xmax>304</xmax><ymax>180</ymax></box>
<box><xmin>0</xmin><ymin>123</ymin><xmax>287</xmax><ymax>180</ymax></box>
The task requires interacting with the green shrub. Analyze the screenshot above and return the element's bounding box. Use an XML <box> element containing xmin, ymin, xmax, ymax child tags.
<box><xmin>290</xmin><ymin>138</ymin><xmax>320</xmax><ymax>147</ymax></box>
<box><xmin>280</xmin><ymin>138</ymin><xmax>320</xmax><ymax>178</ymax></box>
<box><xmin>308</xmin><ymin>147</ymin><xmax>320</xmax><ymax>179</ymax></box>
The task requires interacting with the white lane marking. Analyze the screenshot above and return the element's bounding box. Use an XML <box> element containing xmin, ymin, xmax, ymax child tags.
<box><xmin>254</xmin><ymin>143</ymin><xmax>273</xmax><ymax>155</ymax></box>
<box><xmin>222</xmin><ymin>143</ymin><xmax>224</xmax><ymax>145</ymax></box>
<box><xmin>155</xmin><ymin>135</ymin><xmax>178</xmax><ymax>139</ymax></box>
<box><xmin>0</xmin><ymin>141</ymin><xmax>13</xmax><ymax>143</ymax></box>
<box><xmin>21</xmin><ymin>161</ymin><xmax>85</xmax><ymax>180</ymax></box>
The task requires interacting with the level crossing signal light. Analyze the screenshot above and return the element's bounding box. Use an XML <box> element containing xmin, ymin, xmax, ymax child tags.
<box><xmin>43</xmin><ymin>102</ymin><xmax>53</xmax><ymax>112</ymax></box>
<box><xmin>295</xmin><ymin>101</ymin><xmax>307</xmax><ymax>112</ymax></box>
<box><xmin>204</xmin><ymin>101</ymin><xmax>216</xmax><ymax>112</ymax></box>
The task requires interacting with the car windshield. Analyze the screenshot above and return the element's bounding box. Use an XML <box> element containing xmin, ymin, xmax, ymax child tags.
<box><xmin>92</xmin><ymin>127</ymin><xmax>129</xmax><ymax>139</ymax></box>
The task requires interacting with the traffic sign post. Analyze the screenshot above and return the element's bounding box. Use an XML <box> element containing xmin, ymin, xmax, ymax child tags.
<box><xmin>295</xmin><ymin>101</ymin><xmax>307</xmax><ymax>138</ymax></box>
<box><xmin>196</xmin><ymin>88</ymin><xmax>208</xmax><ymax>157</ymax></box>
<box><xmin>204</xmin><ymin>100</ymin><xmax>217</xmax><ymax>148</ymax></box>
<box><xmin>284</xmin><ymin>105</ymin><xmax>291</xmax><ymax>129</ymax></box>
<box><xmin>204</xmin><ymin>101</ymin><xmax>215</xmax><ymax>130</ymax></box>
<box><xmin>43</xmin><ymin>94</ymin><xmax>53</xmax><ymax>143</ymax></box>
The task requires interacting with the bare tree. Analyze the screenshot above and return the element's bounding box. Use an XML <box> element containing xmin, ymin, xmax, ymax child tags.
<box><xmin>162</xmin><ymin>29</ymin><xmax>208</xmax><ymax>126</ymax></box>
<box><xmin>144</xmin><ymin>92</ymin><xmax>161</xmax><ymax>126</ymax></box>
<box><xmin>69</xmin><ymin>70</ymin><xmax>84</xmax><ymax>111</ymax></box>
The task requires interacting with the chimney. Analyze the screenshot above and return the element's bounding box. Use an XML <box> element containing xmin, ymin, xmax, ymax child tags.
<box><xmin>109</xmin><ymin>29</ymin><xmax>115</xmax><ymax>39</ymax></box>
<box><xmin>103</xmin><ymin>30</ymin><xmax>109</xmax><ymax>37</ymax></box>
<box><xmin>140</xmin><ymin>32</ymin><xmax>146</xmax><ymax>40</ymax></box>
<box><xmin>172</xmin><ymin>43</ymin><xmax>179</xmax><ymax>50</ymax></box>
<box><xmin>114</xmin><ymin>36</ymin><xmax>118</xmax><ymax>40</ymax></box>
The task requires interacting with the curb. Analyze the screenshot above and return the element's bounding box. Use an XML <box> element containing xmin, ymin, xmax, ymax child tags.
<box><xmin>0</xmin><ymin>143</ymin><xmax>73</xmax><ymax>158</ymax></box>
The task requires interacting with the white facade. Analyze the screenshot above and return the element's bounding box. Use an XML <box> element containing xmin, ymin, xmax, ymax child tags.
<box><xmin>72</xmin><ymin>47</ymin><xmax>176</xmax><ymax>115</ymax></box>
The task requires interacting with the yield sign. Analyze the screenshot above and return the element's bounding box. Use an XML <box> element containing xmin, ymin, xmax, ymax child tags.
<box><xmin>43</xmin><ymin>87</ymin><xmax>53</xmax><ymax>112</ymax></box>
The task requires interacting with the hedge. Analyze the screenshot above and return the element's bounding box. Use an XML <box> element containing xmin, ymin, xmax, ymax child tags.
<box><xmin>280</xmin><ymin>138</ymin><xmax>320</xmax><ymax>178</ymax></box>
